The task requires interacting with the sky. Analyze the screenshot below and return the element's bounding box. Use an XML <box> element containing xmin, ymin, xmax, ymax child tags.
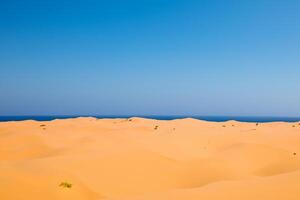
<box><xmin>0</xmin><ymin>0</ymin><xmax>300</xmax><ymax>116</ymax></box>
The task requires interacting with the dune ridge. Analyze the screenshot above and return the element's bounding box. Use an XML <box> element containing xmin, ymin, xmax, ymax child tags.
<box><xmin>1</xmin><ymin>117</ymin><xmax>300</xmax><ymax>199</ymax></box>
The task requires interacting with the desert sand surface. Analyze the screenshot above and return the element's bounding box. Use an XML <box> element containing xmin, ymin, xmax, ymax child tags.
<box><xmin>1</xmin><ymin>117</ymin><xmax>300</xmax><ymax>200</ymax></box>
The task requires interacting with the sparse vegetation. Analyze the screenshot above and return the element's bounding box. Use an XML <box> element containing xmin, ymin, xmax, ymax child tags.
<box><xmin>154</xmin><ymin>125</ymin><xmax>159</xmax><ymax>130</ymax></box>
<box><xmin>59</xmin><ymin>181</ymin><xmax>72</xmax><ymax>188</ymax></box>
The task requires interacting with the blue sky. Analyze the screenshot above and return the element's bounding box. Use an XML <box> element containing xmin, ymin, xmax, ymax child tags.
<box><xmin>0</xmin><ymin>0</ymin><xmax>300</xmax><ymax>116</ymax></box>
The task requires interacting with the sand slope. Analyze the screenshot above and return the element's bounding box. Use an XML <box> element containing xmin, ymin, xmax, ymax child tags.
<box><xmin>1</xmin><ymin>117</ymin><xmax>300</xmax><ymax>199</ymax></box>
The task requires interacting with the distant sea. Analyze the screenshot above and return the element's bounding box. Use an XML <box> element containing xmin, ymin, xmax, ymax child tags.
<box><xmin>0</xmin><ymin>116</ymin><xmax>300</xmax><ymax>123</ymax></box>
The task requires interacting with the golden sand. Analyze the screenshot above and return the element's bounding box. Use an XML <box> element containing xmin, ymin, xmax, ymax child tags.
<box><xmin>1</xmin><ymin>117</ymin><xmax>300</xmax><ymax>199</ymax></box>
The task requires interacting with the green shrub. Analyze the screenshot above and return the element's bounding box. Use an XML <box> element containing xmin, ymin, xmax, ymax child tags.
<box><xmin>59</xmin><ymin>181</ymin><xmax>72</xmax><ymax>188</ymax></box>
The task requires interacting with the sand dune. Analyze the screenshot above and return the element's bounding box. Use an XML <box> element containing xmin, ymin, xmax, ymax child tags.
<box><xmin>1</xmin><ymin>117</ymin><xmax>300</xmax><ymax>199</ymax></box>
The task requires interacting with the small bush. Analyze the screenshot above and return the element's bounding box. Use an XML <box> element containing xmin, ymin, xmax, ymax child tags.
<box><xmin>59</xmin><ymin>181</ymin><xmax>72</xmax><ymax>188</ymax></box>
<box><xmin>154</xmin><ymin>125</ymin><xmax>159</xmax><ymax>130</ymax></box>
